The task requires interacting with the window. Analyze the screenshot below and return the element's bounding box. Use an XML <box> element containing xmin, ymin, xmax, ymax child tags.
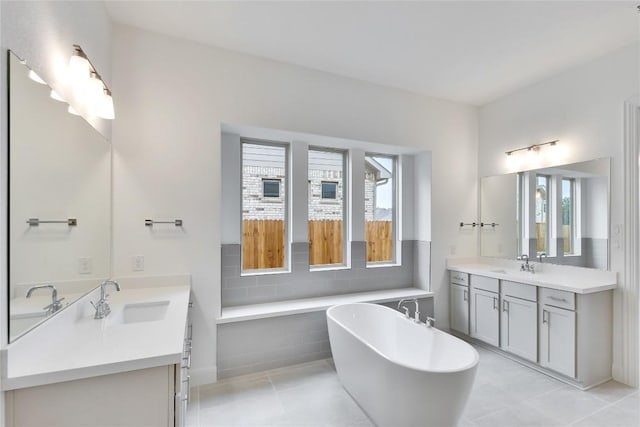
<box><xmin>562</xmin><ymin>178</ymin><xmax>575</xmax><ymax>254</ymax></box>
<box><xmin>242</xmin><ymin>141</ymin><xmax>287</xmax><ymax>271</ymax></box>
<box><xmin>308</xmin><ymin>149</ymin><xmax>346</xmax><ymax>266</ymax></box>
<box><xmin>535</xmin><ymin>174</ymin><xmax>549</xmax><ymax>255</ymax></box>
<box><xmin>263</xmin><ymin>179</ymin><xmax>281</xmax><ymax>198</ymax></box>
<box><xmin>365</xmin><ymin>154</ymin><xmax>396</xmax><ymax>264</ymax></box>
<box><xmin>321</xmin><ymin>182</ymin><xmax>338</xmax><ymax>199</ymax></box>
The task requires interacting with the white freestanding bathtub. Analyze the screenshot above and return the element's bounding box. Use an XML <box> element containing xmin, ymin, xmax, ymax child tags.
<box><xmin>327</xmin><ymin>303</ymin><xmax>478</xmax><ymax>427</ymax></box>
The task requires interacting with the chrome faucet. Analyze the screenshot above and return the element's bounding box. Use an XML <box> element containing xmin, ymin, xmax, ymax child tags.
<box><xmin>517</xmin><ymin>254</ymin><xmax>535</xmax><ymax>273</ymax></box>
<box><xmin>398</xmin><ymin>298</ymin><xmax>420</xmax><ymax>323</ymax></box>
<box><xmin>26</xmin><ymin>284</ymin><xmax>65</xmax><ymax>315</ymax></box>
<box><xmin>425</xmin><ymin>316</ymin><xmax>436</xmax><ymax>328</ymax></box>
<box><xmin>91</xmin><ymin>280</ymin><xmax>120</xmax><ymax>319</ymax></box>
<box><xmin>538</xmin><ymin>252</ymin><xmax>547</xmax><ymax>263</ymax></box>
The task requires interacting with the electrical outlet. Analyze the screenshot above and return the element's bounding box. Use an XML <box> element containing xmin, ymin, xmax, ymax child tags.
<box><xmin>78</xmin><ymin>257</ymin><xmax>92</xmax><ymax>274</ymax></box>
<box><xmin>450</xmin><ymin>245</ymin><xmax>457</xmax><ymax>255</ymax></box>
<box><xmin>132</xmin><ymin>255</ymin><xmax>145</xmax><ymax>272</ymax></box>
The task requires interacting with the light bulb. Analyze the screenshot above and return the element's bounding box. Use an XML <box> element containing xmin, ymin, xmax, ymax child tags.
<box><xmin>96</xmin><ymin>89</ymin><xmax>115</xmax><ymax>120</ymax></box>
<box><xmin>67</xmin><ymin>105</ymin><xmax>80</xmax><ymax>116</ymax></box>
<box><xmin>50</xmin><ymin>90</ymin><xmax>65</xmax><ymax>102</ymax></box>
<box><xmin>86</xmin><ymin>72</ymin><xmax>105</xmax><ymax>102</ymax></box>
<box><xmin>28</xmin><ymin>70</ymin><xmax>46</xmax><ymax>85</ymax></box>
<box><xmin>68</xmin><ymin>50</ymin><xmax>90</xmax><ymax>84</ymax></box>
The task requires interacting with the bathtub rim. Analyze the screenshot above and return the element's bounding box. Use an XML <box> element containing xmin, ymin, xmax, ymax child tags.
<box><xmin>327</xmin><ymin>302</ymin><xmax>479</xmax><ymax>374</ymax></box>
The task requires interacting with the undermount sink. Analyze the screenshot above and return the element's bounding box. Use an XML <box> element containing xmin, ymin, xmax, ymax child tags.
<box><xmin>122</xmin><ymin>300</ymin><xmax>170</xmax><ymax>324</ymax></box>
<box><xmin>490</xmin><ymin>269</ymin><xmax>508</xmax><ymax>274</ymax></box>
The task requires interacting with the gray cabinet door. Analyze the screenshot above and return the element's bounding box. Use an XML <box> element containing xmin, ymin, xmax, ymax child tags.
<box><xmin>540</xmin><ymin>305</ymin><xmax>576</xmax><ymax>378</ymax></box>
<box><xmin>500</xmin><ymin>296</ymin><xmax>537</xmax><ymax>362</ymax></box>
<box><xmin>450</xmin><ymin>283</ymin><xmax>469</xmax><ymax>335</ymax></box>
<box><xmin>470</xmin><ymin>288</ymin><xmax>499</xmax><ymax>346</ymax></box>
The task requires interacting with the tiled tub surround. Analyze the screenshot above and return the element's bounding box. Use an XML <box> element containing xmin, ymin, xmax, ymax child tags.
<box><xmin>222</xmin><ymin>240</ymin><xmax>428</xmax><ymax>306</ymax></box>
<box><xmin>217</xmin><ymin>297</ymin><xmax>433</xmax><ymax>379</ymax></box>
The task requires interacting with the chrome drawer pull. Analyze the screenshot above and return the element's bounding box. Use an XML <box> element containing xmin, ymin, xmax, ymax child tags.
<box><xmin>182</xmin><ymin>353</ymin><xmax>191</xmax><ymax>369</ymax></box>
<box><xmin>463</xmin><ymin>290</ymin><xmax>468</xmax><ymax>302</ymax></box>
<box><xmin>548</xmin><ymin>296</ymin><xmax>568</xmax><ymax>303</ymax></box>
<box><xmin>493</xmin><ymin>297</ymin><xmax>498</xmax><ymax>310</ymax></box>
<box><xmin>503</xmin><ymin>300</ymin><xmax>508</xmax><ymax>312</ymax></box>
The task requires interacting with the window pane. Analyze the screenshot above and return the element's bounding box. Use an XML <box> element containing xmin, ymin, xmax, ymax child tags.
<box><xmin>321</xmin><ymin>182</ymin><xmax>337</xmax><ymax>199</ymax></box>
<box><xmin>308</xmin><ymin>149</ymin><xmax>344</xmax><ymax>266</ymax></box>
<box><xmin>242</xmin><ymin>142</ymin><xmax>286</xmax><ymax>270</ymax></box>
<box><xmin>535</xmin><ymin>175</ymin><xmax>549</xmax><ymax>255</ymax></box>
<box><xmin>562</xmin><ymin>178</ymin><xmax>573</xmax><ymax>254</ymax></box>
<box><xmin>263</xmin><ymin>179</ymin><xmax>280</xmax><ymax>198</ymax></box>
<box><xmin>365</xmin><ymin>155</ymin><xmax>394</xmax><ymax>263</ymax></box>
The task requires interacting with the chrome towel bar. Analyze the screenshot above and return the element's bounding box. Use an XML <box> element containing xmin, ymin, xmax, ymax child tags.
<box><xmin>27</xmin><ymin>218</ymin><xmax>77</xmax><ymax>226</ymax></box>
<box><xmin>459</xmin><ymin>222</ymin><xmax>478</xmax><ymax>228</ymax></box>
<box><xmin>145</xmin><ymin>219</ymin><xmax>183</xmax><ymax>227</ymax></box>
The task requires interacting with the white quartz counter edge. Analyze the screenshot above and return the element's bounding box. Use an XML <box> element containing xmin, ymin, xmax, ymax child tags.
<box><xmin>448</xmin><ymin>265</ymin><xmax>616</xmax><ymax>294</ymax></box>
<box><xmin>218</xmin><ymin>288</ymin><xmax>433</xmax><ymax>323</ymax></box>
<box><xmin>3</xmin><ymin>285</ymin><xmax>190</xmax><ymax>391</ymax></box>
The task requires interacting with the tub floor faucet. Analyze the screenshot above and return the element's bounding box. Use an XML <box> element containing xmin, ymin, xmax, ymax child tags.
<box><xmin>398</xmin><ymin>298</ymin><xmax>420</xmax><ymax>323</ymax></box>
<box><xmin>26</xmin><ymin>284</ymin><xmax>65</xmax><ymax>315</ymax></box>
<box><xmin>91</xmin><ymin>280</ymin><xmax>120</xmax><ymax>319</ymax></box>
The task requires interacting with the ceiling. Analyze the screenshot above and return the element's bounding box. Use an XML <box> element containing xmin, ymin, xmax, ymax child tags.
<box><xmin>105</xmin><ymin>1</ymin><xmax>639</xmax><ymax>106</ymax></box>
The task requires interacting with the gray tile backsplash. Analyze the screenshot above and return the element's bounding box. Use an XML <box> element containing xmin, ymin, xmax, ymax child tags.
<box><xmin>222</xmin><ymin>240</ymin><xmax>427</xmax><ymax>307</ymax></box>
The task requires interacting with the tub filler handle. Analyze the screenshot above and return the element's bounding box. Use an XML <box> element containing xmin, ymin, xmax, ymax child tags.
<box><xmin>425</xmin><ymin>316</ymin><xmax>436</xmax><ymax>328</ymax></box>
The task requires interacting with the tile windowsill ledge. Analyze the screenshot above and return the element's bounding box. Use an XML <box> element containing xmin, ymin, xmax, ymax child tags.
<box><xmin>217</xmin><ymin>287</ymin><xmax>433</xmax><ymax>324</ymax></box>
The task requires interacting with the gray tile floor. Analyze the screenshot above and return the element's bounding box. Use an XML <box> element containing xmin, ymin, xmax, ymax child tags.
<box><xmin>186</xmin><ymin>345</ymin><xmax>638</xmax><ymax>427</ymax></box>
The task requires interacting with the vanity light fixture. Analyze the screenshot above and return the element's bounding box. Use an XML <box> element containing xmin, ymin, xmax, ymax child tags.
<box><xmin>66</xmin><ymin>44</ymin><xmax>115</xmax><ymax>120</ymax></box>
<box><xmin>505</xmin><ymin>140</ymin><xmax>558</xmax><ymax>156</ymax></box>
<box><xmin>67</xmin><ymin>105</ymin><xmax>80</xmax><ymax>116</ymax></box>
<box><xmin>96</xmin><ymin>88</ymin><xmax>115</xmax><ymax>120</ymax></box>
<box><xmin>50</xmin><ymin>90</ymin><xmax>65</xmax><ymax>102</ymax></box>
<box><xmin>28</xmin><ymin>70</ymin><xmax>46</xmax><ymax>85</ymax></box>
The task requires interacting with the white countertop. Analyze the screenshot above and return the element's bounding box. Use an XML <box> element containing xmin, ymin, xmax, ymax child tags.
<box><xmin>3</xmin><ymin>284</ymin><xmax>191</xmax><ymax>390</ymax></box>
<box><xmin>218</xmin><ymin>288</ymin><xmax>433</xmax><ymax>324</ymax></box>
<box><xmin>447</xmin><ymin>259</ymin><xmax>617</xmax><ymax>294</ymax></box>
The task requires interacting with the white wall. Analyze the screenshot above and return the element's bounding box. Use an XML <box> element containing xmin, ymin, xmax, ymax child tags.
<box><xmin>479</xmin><ymin>43</ymin><xmax>639</xmax><ymax>385</ymax></box>
<box><xmin>111</xmin><ymin>24</ymin><xmax>478</xmax><ymax>383</ymax></box>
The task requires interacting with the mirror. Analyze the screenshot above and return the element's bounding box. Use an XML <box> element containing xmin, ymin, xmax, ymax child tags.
<box><xmin>8</xmin><ymin>51</ymin><xmax>111</xmax><ymax>341</ymax></box>
<box><xmin>481</xmin><ymin>158</ymin><xmax>610</xmax><ymax>270</ymax></box>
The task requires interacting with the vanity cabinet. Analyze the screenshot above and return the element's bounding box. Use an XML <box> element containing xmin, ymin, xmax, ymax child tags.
<box><xmin>175</xmin><ymin>300</ymin><xmax>193</xmax><ymax>427</ymax></box>
<box><xmin>539</xmin><ymin>287</ymin><xmax>576</xmax><ymax>377</ymax></box>
<box><xmin>500</xmin><ymin>281</ymin><xmax>537</xmax><ymax>362</ymax></box>
<box><xmin>448</xmin><ymin>268</ymin><xmax>613</xmax><ymax>389</ymax></box>
<box><xmin>539</xmin><ymin>304</ymin><xmax>576</xmax><ymax>378</ymax></box>
<box><xmin>449</xmin><ymin>272</ymin><xmax>469</xmax><ymax>335</ymax></box>
<box><xmin>6</xmin><ymin>366</ymin><xmax>176</xmax><ymax>427</ymax></box>
<box><xmin>469</xmin><ymin>276</ymin><xmax>499</xmax><ymax>347</ymax></box>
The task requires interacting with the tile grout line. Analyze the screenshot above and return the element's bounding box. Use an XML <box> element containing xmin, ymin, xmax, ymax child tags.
<box><xmin>567</xmin><ymin>391</ymin><xmax>639</xmax><ymax>426</ymax></box>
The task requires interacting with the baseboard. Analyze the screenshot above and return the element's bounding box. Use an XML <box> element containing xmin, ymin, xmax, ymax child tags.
<box><xmin>189</xmin><ymin>366</ymin><xmax>217</xmax><ymax>387</ymax></box>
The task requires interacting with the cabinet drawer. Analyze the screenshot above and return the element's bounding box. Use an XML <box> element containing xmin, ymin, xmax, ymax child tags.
<box><xmin>540</xmin><ymin>287</ymin><xmax>575</xmax><ymax>311</ymax></box>
<box><xmin>470</xmin><ymin>275</ymin><xmax>499</xmax><ymax>293</ymax></box>
<box><xmin>502</xmin><ymin>280</ymin><xmax>537</xmax><ymax>302</ymax></box>
<box><xmin>450</xmin><ymin>271</ymin><xmax>469</xmax><ymax>286</ymax></box>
